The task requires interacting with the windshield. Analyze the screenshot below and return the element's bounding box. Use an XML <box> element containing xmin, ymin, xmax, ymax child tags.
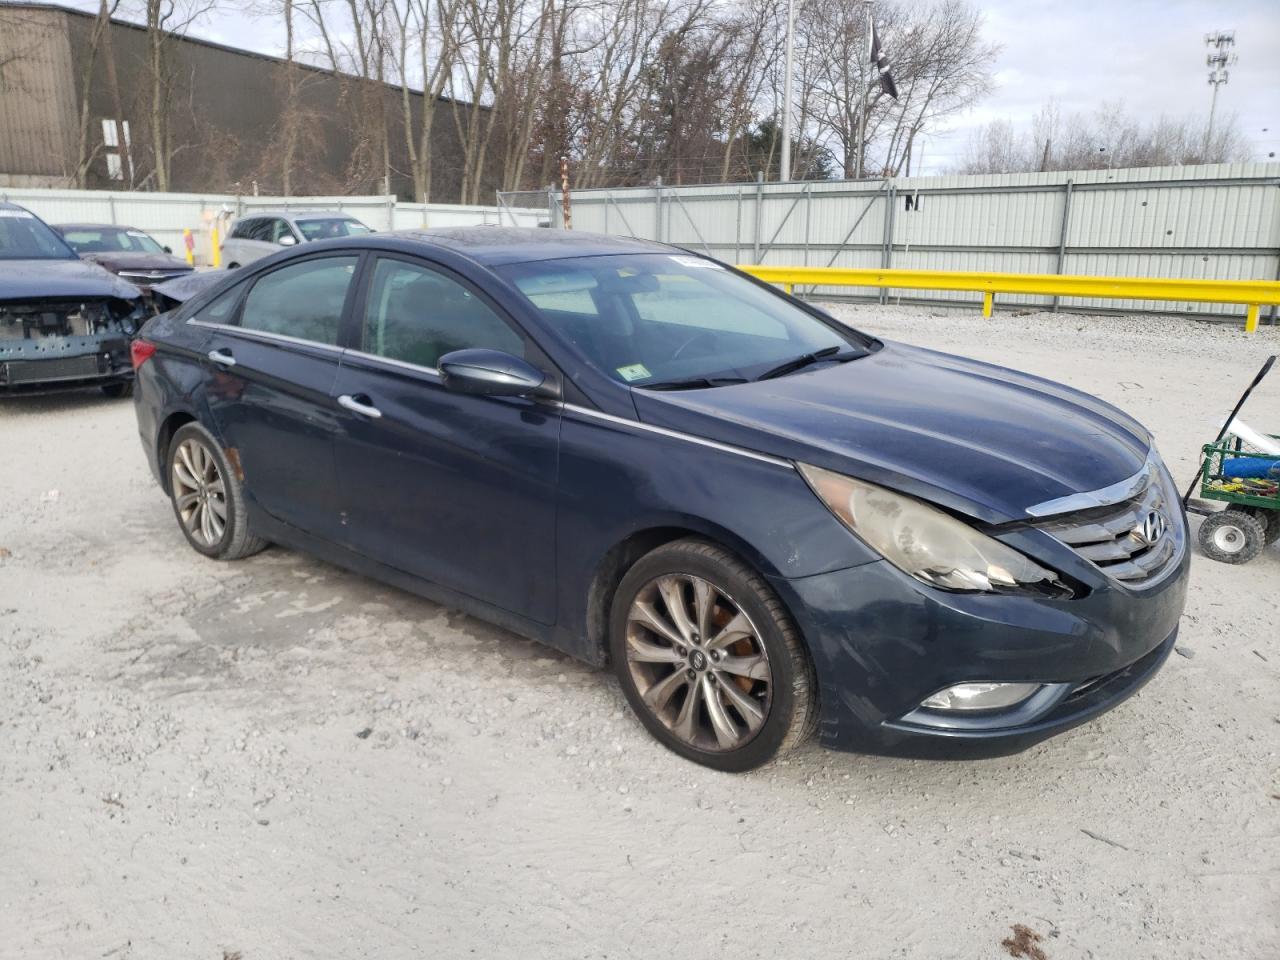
<box><xmin>498</xmin><ymin>253</ymin><xmax>863</xmax><ymax>386</ymax></box>
<box><xmin>0</xmin><ymin>209</ymin><xmax>77</xmax><ymax>260</ymax></box>
<box><xmin>296</xmin><ymin>218</ymin><xmax>372</xmax><ymax>241</ymax></box>
<box><xmin>59</xmin><ymin>226</ymin><xmax>165</xmax><ymax>255</ymax></box>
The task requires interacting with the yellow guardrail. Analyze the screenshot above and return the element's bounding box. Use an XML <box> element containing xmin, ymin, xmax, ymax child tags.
<box><xmin>737</xmin><ymin>266</ymin><xmax>1280</xmax><ymax>334</ymax></box>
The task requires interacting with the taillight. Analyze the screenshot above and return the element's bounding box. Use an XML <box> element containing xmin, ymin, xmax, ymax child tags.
<box><xmin>131</xmin><ymin>339</ymin><xmax>158</xmax><ymax>369</ymax></box>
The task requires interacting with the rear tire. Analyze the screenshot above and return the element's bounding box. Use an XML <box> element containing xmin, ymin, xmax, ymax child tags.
<box><xmin>1198</xmin><ymin>509</ymin><xmax>1264</xmax><ymax>564</ymax></box>
<box><xmin>609</xmin><ymin>538</ymin><xmax>817</xmax><ymax>772</ymax></box>
<box><xmin>167</xmin><ymin>422</ymin><xmax>268</xmax><ymax>561</ymax></box>
<box><xmin>1243</xmin><ymin>507</ymin><xmax>1280</xmax><ymax>546</ymax></box>
<box><xmin>101</xmin><ymin>381</ymin><xmax>133</xmax><ymax>398</ymax></box>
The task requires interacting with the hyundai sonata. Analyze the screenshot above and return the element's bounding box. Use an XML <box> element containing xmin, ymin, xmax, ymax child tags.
<box><xmin>131</xmin><ymin>229</ymin><xmax>1188</xmax><ymax>771</ymax></box>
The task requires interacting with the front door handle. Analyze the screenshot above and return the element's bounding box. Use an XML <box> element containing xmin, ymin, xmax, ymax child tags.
<box><xmin>338</xmin><ymin>394</ymin><xmax>382</xmax><ymax>419</ymax></box>
<box><xmin>207</xmin><ymin>348</ymin><xmax>236</xmax><ymax>367</ymax></box>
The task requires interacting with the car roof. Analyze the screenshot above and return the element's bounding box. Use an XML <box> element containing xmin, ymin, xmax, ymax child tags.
<box><xmin>236</xmin><ymin>210</ymin><xmax>360</xmax><ymax>221</ymax></box>
<box><xmin>388</xmin><ymin>227</ymin><xmax>673</xmax><ymax>266</ymax></box>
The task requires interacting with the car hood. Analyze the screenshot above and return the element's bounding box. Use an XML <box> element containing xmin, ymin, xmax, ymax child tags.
<box><xmin>630</xmin><ymin>341</ymin><xmax>1152</xmax><ymax>524</ymax></box>
<box><xmin>82</xmin><ymin>251</ymin><xmax>192</xmax><ymax>274</ymax></box>
<box><xmin>0</xmin><ymin>257</ymin><xmax>142</xmax><ymax>301</ymax></box>
<box><xmin>150</xmin><ymin>269</ymin><xmax>229</xmax><ymax>306</ymax></box>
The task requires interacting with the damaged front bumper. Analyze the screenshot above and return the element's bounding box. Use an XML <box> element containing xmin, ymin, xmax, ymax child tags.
<box><xmin>0</xmin><ymin>297</ymin><xmax>145</xmax><ymax>394</ymax></box>
<box><xmin>769</xmin><ymin>541</ymin><xmax>1188</xmax><ymax>759</ymax></box>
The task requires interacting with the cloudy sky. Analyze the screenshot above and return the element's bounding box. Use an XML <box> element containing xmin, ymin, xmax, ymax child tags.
<box><xmin>58</xmin><ymin>0</ymin><xmax>1280</xmax><ymax>174</ymax></box>
<box><xmin>919</xmin><ymin>0</ymin><xmax>1280</xmax><ymax>172</ymax></box>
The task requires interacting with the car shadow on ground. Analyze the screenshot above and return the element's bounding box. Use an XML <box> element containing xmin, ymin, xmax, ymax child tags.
<box><xmin>0</xmin><ymin>389</ymin><xmax>130</xmax><ymax>416</ymax></box>
<box><xmin>109</xmin><ymin>532</ymin><xmax>1222</xmax><ymax>798</ymax></box>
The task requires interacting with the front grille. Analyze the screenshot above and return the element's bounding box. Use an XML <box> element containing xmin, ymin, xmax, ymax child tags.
<box><xmin>1035</xmin><ymin>468</ymin><xmax>1181</xmax><ymax>586</ymax></box>
<box><xmin>1</xmin><ymin>354</ymin><xmax>105</xmax><ymax>385</ymax></box>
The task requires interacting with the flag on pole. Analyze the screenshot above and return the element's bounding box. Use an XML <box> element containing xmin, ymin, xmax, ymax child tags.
<box><xmin>870</xmin><ymin>19</ymin><xmax>899</xmax><ymax>100</ymax></box>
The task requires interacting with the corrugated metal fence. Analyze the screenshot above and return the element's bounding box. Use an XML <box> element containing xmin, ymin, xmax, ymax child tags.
<box><xmin>0</xmin><ymin>187</ymin><xmax>546</xmax><ymax>265</ymax></box>
<box><xmin>526</xmin><ymin>162</ymin><xmax>1280</xmax><ymax>319</ymax></box>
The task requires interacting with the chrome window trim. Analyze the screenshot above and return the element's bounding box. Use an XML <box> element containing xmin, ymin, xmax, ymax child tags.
<box><xmin>342</xmin><ymin>348</ymin><xmax>442</xmax><ymax>379</ymax></box>
<box><xmin>1024</xmin><ymin>448</ymin><xmax>1157</xmax><ymax>518</ymax></box>
<box><xmin>187</xmin><ymin>318</ymin><xmax>344</xmax><ymax>354</ymax></box>
<box><xmin>562</xmin><ymin>403</ymin><xmax>793</xmax><ymax>469</ymax></box>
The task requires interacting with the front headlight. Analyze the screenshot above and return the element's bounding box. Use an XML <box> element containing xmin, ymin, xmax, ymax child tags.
<box><xmin>798</xmin><ymin>463</ymin><xmax>1066</xmax><ymax>595</ymax></box>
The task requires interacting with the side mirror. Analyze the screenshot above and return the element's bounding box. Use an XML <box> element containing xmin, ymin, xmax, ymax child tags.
<box><xmin>278</xmin><ymin>234</ymin><xmax>298</xmax><ymax>246</ymax></box>
<box><xmin>438</xmin><ymin>348</ymin><xmax>556</xmax><ymax>399</ymax></box>
<box><xmin>163</xmin><ymin>245</ymin><xmax>173</xmax><ymax>254</ymax></box>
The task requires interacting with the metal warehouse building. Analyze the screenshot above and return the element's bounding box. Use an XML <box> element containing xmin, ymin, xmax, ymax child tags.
<box><xmin>0</xmin><ymin>2</ymin><xmax>483</xmax><ymax>201</ymax></box>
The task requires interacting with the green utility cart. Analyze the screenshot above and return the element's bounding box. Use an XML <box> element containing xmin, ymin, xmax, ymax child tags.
<box><xmin>1186</xmin><ymin>356</ymin><xmax>1279</xmax><ymax>564</ymax></box>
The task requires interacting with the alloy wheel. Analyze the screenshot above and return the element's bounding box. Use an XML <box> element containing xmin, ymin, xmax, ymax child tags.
<box><xmin>625</xmin><ymin>574</ymin><xmax>773</xmax><ymax>752</ymax></box>
<box><xmin>171</xmin><ymin>438</ymin><xmax>227</xmax><ymax>547</ymax></box>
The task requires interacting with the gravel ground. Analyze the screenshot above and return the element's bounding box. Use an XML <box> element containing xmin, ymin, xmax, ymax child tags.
<box><xmin>2</xmin><ymin>306</ymin><xmax>1278</xmax><ymax>959</ymax></box>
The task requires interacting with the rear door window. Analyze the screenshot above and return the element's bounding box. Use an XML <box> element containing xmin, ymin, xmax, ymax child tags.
<box><xmin>239</xmin><ymin>256</ymin><xmax>358</xmax><ymax>345</ymax></box>
<box><xmin>243</xmin><ymin>219</ymin><xmax>273</xmax><ymax>242</ymax></box>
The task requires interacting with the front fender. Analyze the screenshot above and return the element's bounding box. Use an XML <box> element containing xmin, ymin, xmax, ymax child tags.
<box><xmin>551</xmin><ymin>410</ymin><xmax>879</xmax><ymax>659</ymax></box>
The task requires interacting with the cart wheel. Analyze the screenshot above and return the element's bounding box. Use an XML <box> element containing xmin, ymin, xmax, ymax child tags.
<box><xmin>1243</xmin><ymin>507</ymin><xmax>1280</xmax><ymax>547</ymax></box>
<box><xmin>1198</xmin><ymin>510</ymin><xmax>1265</xmax><ymax>564</ymax></box>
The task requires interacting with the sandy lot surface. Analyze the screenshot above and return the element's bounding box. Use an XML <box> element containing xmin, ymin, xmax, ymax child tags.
<box><xmin>2</xmin><ymin>306</ymin><xmax>1278</xmax><ymax>960</ymax></box>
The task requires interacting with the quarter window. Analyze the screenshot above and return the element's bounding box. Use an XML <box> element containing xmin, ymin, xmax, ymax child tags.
<box><xmin>361</xmin><ymin>257</ymin><xmax>524</xmax><ymax>369</ymax></box>
<box><xmin>239</xmin><ymin>256</ymin><xmax>357</xmax><ymax>345</ymax></box>
<box><xmin>189</xmin><ymin>283</ymin><xmax>244</xmax><ymax>325</ymax></box>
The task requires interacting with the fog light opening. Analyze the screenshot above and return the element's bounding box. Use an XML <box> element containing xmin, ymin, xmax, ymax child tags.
<box><xmin>920</xmin><ymin>682</ymin><xmax>1042</xmax><ymax>712</ymax></box>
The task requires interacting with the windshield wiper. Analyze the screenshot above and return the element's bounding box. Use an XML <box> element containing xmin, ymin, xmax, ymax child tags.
<box><xmin>755</xmin><ymin>345</ymin><xmax>848</xmax><ymax>381</ymax></box>
<box><xmin>641</xmin><ymin>376</ymin><xmax>749</xmax><ymax>391</ymax></box>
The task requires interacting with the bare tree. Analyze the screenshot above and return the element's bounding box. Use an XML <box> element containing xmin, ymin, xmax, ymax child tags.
<box><xmin>957</xmin><ymin>101</ymin><xmax>1254</xmax><ymax>174</ymax></box>
<box><xmin>387</xmin><ymin>0</ymin><xmax>458</xmax><ymax>201</ymax></box>
<box><xmin>72</xmin><ymin>1</ymin><xmax>122</xmax><ymax>187</ymax></box>
<box><xmin>797</xmin><ymin>0</ymin><xmax>993</xmax><ymax>179</ymax></box>
<box><xmin>447</xmin><ymin>0</ymin><xmax>559</xmax><ymax>202</ymax></box>
<box><xmin>564</xmin><ymin>0</ymin><xmax>699</xmax><ymax>188</ymax></box>
<box><xmin>141</xmin><ymin>0</ymin><xmax>218</xmax><ymax>191</ymax></box>
<box><xmin>298</xmin><ymin>0</ymin><xmax>396</xmax><ymax>194</ymax></box>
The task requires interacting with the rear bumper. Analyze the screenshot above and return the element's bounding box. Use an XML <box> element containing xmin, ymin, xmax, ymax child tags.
<box><xmin>772</xmin><ymin>548</ymin><xmax>1188</xmax><ymax>759</ymax></box>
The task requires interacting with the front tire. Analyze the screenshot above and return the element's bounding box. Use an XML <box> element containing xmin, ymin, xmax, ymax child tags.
<box><xmin>167</xmin><ymin>422</ymin><xmax>267</xmax><ymax>560</ymax></box>
<box><xmin>1198</xmin><ymin>509</ymin><xmax>1264</xmax><ymax>564</ymax></box>
<box><xmin>609</xmin><ymin>538</ymin><xmax>817</xmax><ymax>772</ymax></box>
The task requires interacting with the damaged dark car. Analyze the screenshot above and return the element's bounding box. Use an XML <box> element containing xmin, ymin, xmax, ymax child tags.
<box><xmin>53</xmin><ymin>223</ymin><xmax>194</xmax><ymax>295</ymax></box>
<box><xmin>0</xmin><ymin>203</ymin><xmax>147</xmax><ymax>397</ymax></box>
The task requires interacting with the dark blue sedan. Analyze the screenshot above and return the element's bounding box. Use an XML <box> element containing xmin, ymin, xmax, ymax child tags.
<box><xmin>131</xmin><ymin>229</ymin><xmax>1189</xmax><ymax>771</ymax></box>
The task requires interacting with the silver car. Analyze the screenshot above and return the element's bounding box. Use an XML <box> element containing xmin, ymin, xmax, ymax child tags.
<box><xmin>220</xmin><ymin>211</ymin><xmax>372</xmax><ymax>268</ymax></box>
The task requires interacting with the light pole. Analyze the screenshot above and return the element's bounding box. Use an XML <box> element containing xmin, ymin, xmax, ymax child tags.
<box><xmin>853</xmin><ymin>0</ymin><xmax>873</xmax><ymax>179</ymax></box>
<box><xmin>1204</xmin><ymin>30</ymin><xmax>1237</xmax><ymax>158</ymax></box>
<box><xmin>780</xmin><ymin>0</ymin><xmax>796</xmax><ymax>182</ymax></box>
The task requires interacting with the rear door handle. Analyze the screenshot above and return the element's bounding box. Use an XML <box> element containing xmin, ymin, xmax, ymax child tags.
<box><xmin>338</xmin><ymin>394</ymin><xmax>382</xmax><ymax>419</ymax></box>
<box><xmin>207</xmin><ymin>348</ymin><xmax>236</xmax><ymax>367</ymax></box>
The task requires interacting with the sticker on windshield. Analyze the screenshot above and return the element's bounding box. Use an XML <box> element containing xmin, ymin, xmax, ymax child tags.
<box><xmin>0</xmin><ymin>209</ymin><xmax>34</xmax><ymax>218</ymax></box>
<box><xmin>616</xmin><ymin>363</ymin><xmax>651</xmax><ymax>382</ymax></box>
<box><xmin>126</xmin><ymin>230</ymin><xmax>149</xmax><ymax>237</ymax></box>
<box><xmin>669</xmin><ymin>255</ymin><xmax>722</xmax><ymax>270</ymax></box>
